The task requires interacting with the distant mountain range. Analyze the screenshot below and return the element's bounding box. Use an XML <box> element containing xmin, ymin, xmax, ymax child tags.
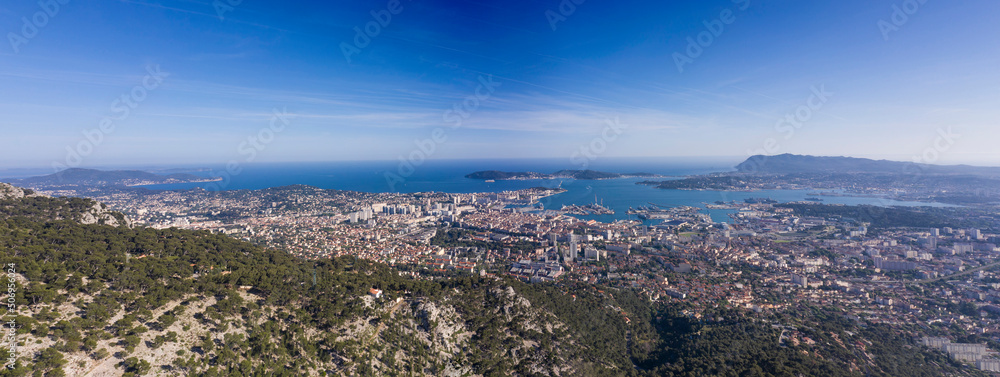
<box><xmin>1</xmin><ymin>168</ymin><xmax>220</xmax><ymax>188</ymax></box>
<box><xmin>636</xmin><ymin>154</ymin><xmax>1000</xmax><ymax>205</ymax></box>
<box><xmin>737</xmin><ymin>154</ymin><xmax>1000</xmax><ymax>176</ymax></box>
<box><xmin>466</xmin><ymin>169</ymin><xmax>660</xmax><ymax>180</ymax></box>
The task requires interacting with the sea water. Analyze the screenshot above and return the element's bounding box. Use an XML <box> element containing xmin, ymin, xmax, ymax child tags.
<box><xmin>138</xmin><ymin>157</ymin><xmax>955</xmax><ymax>223</ymax></box>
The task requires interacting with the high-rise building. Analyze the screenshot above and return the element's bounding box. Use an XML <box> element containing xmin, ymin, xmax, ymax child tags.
<box><xmin>921</xmin><ymin>337</ymin><xmax>950</xmax><ymax>349</ymax></box>
<box><xmin>566</xmin><ymin>233</ymin><xmax>578</xmax><ymax>262</ymax></box>
<box><xmin>977</xmin><ymin>359</ymin><xmax>1000</xmax><ymax>372</ymax></box>
<box><xmin>922</xmin><ymin>237</ymin><xmax>937</xmax><ymax>250</ymax></box>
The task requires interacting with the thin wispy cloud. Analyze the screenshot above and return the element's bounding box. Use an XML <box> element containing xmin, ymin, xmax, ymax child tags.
<box><xmin>1</xmin><ymin>0</ymin><xmax>998</xmax><ymax>167</ymax></box>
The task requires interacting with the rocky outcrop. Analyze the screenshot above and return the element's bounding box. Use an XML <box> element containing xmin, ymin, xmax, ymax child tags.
<box><xmin>79</xmin><ymin>201</ymin><xmax>133</xmax><ymax>227</ymax></box>
<box><xmin>414</xmin><ymin>299</ymin><xmax>468</xmax><ymax>357</ymax></box>
<box><xmin>0</xmin><ymin>182</ymin><xmax>38</xmax><ymax>199</ymax></box>
<box><xmin>0</xmin><ymin>182</ymin><xmax>132</xmax><ymax>228</ymax></box>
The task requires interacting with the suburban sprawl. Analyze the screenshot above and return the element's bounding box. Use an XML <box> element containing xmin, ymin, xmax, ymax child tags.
<box><xmin>31</xmin><ymin>178</ymin><xmax>1000</xmax><ymax>373</ymax></box>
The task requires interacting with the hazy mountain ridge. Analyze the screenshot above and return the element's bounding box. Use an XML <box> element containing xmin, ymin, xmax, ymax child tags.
<box><xmin>639</xmin><ymin>154</ymin><xmax>1000</xmax><ymax>205</ymax></box>
<box><xmin>737</xmin><ymin>154</ymin><xmax>1000</xmax><ymax>176</ymax></box>
<box><xmin>1</xmin><ymin>168</ymin><xmax>221</xmax><ymax>189</ymax></box>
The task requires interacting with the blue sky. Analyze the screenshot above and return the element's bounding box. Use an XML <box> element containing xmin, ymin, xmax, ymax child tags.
<box><xmin>1</xmin><ymin>0</ymin><xmax>998</xmax><ymax>169</ymax></box>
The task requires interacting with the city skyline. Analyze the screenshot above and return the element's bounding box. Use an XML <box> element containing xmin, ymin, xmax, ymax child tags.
<box><xmin>1</xmin><ymin>0</ymin><xmax>999</xmax><ymax>169</ymax></box>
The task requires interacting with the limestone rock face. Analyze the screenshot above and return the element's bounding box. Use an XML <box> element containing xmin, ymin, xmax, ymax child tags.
<box><xmin>0</xmin><ymin>182</ymin><xmax>37</xmax><ymax>199</ymax></box>
<box><xmin>79</xmin><ymin>201</ymin><xmax>133</xmax><ymax>227</ymax></box>
<box><xmin>0</xmin><ymin>182</ymin><xmax>132</xmax><ymax>228</ymax></box>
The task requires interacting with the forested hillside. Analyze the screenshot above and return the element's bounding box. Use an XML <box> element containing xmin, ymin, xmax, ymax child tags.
<box><xmin>0</xmin><ymin>186</ymin><xmax>983</xmax><ymax>376</ymax></box>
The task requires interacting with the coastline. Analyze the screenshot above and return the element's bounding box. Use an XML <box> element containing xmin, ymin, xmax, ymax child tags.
<box><xmin>127</xmin><ymin>177</ymin><xmax>224</xmax><ymax>187</ymax></box>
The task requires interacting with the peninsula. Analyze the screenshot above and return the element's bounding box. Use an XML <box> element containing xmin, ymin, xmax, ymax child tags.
<box><xmin>466</xmin><ymin>169</ymin><xmax>662</xmax><ymax>181</ymax></box>
<box><xmin>1</xmin><ymin>168</ymin><xmax>222</xmax><ymax>189</ymax></box>
<box><xmin>638</xmin><ymin>154</ymin><xmax>1000</xmax><ymax>205</ymax></box>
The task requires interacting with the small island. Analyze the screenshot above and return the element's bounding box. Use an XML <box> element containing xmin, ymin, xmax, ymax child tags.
<box><xmin>466</xmin><ymin>169</ymin><xmax>662</xmax><ymax>181</ymax></box>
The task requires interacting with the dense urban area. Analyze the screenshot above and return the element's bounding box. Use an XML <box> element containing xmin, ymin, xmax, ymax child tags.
<box><xmin>34</xmin><ymin>173</ymin><xmax>1000</xmax><ymax>374</ymax></box>
<box><xmin>5</xmin><ymin>156</ymin><xmax>1000</xmax><ymax>376</ymax></box>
